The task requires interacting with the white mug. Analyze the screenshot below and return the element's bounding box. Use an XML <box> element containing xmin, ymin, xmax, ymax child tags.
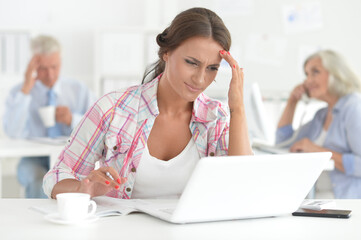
<box><xmin>56</xmin><ymin>193</ymin><xmax>97</xmax><ymax>221</ymax></box>
<box><xmin>38</xmin><ymin>106</ymin><xmax>56</xmax><ymax>127</ymax></box>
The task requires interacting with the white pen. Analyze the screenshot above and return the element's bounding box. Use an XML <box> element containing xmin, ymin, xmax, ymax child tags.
<box><xmin>105</xmin><ymin>171</ymin><xmax>114</xmax><ymax>181</ymax></box>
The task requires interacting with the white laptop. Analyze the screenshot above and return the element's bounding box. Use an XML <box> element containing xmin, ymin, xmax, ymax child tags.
<box><xmin>134</xmin><ymin>152</ymin><xmax>332</xmax><ymax>224</ymax></box>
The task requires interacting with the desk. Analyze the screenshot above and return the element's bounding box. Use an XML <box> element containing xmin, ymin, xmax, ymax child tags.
<box><xmin>0</xmin><ymin>199</ymin><xmax>359</xmax><ymax>240</ymax></box>
<box><xmin>0</xmin><ymin>138</ymin><xmax>64</xmax><ymax>197</ymax></box>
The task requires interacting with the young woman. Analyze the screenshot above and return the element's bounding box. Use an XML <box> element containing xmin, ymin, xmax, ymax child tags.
<box><xmin>276</xmin><ymin>50</ymin><xmax>361</xmax><ymax>198</ymax></box>
<box><xmin>43</xmin><ymin>7</ymin><xmax>253</xmax><ymax>199</ymax></box>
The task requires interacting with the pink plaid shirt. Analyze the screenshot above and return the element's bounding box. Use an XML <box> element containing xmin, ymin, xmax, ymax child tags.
<box><xmin>43</xmin><ymin>76</ymin><xmax>230</xmax><ymax>199</ymax></box>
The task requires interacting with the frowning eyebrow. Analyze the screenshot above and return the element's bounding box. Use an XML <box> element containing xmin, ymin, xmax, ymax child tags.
<box><xmin>186</xmin><ymin>56</ymin><xmax>220</xmax><ymax>67</ymax></box>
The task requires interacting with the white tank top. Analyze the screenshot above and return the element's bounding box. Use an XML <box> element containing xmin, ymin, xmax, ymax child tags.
<box><xmin>131</xmin><ymin>138</ymin><xmax>200</xmax><ymax>199</ymax></box>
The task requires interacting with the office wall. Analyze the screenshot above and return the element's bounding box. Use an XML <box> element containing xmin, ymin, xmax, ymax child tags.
<box><xmin>1</xmin><ymin>0</ymin><xmax>355</xmax><ymax>198</ymax></box>
<box><xmin>1</xmin><ymin>0</ymin><xmax>360</xmax><ymax>90</ymax></box>
<box><xmin>1</xmin><ymin>0</ymin><xmax>361</xmax><ymax>136</ymax></box>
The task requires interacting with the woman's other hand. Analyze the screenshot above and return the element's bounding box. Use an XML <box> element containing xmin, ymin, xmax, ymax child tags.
<box><xmin>77</xmin><ymin>167</ymin><xmax>127</xmax><ymax>198</ymax></box>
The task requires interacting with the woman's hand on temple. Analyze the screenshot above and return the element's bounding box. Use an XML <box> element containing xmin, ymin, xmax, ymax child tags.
<box><xmin>219</xmin><ymin>50</ymin><xmax>244</xmax><ymax>114</ymax></box>
<box><xmin>77</xmin><ymin>167</ymin><xmax>127</xmax><ymax>198</ymax></box>
<box><xmin>219</xmin><ymin>50</ymin><xmax>253</xmax><ymax>156</ymax></box>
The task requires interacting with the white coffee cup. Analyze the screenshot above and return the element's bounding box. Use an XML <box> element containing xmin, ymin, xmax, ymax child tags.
<box><xmin>38</xmin><ymin>106</ymin><xmax>56</xmax><ymax>127</ymax></box>
<box><xmin>56</xmin><ymin>193</ymin><xmax>97</xmax><ymax>221</ymax></box>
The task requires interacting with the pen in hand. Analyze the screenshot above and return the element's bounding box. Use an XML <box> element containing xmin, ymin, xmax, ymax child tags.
<box><xmin>105</xmin><ymin>171</ymin><xmax>120</xmax><ymax>190</ymax></box>
<box><xmin>106</xmin><ymin>171</ymin><xmax>114</xmax><ymax>181</ymax></box>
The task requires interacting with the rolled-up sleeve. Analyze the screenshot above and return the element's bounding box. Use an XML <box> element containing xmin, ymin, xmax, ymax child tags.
<box><xmin>3</xmin><ymin>89</ymin><xmax>32</xmax><ymax>138</ymax></box>
<box><xmin>43</xmin><ymin>93</ymin><xmax>116</xmax><ymax>197</ymax></box>
<box><xmin>275</xmin><ymin>125</ymin><xmax>294</xmax><ymax>144</ymax></box>
<box><xmin>343</xmin><ymin>154</ymin><xmax>355</xmax><ymax>176</ymax></box>
<box><xmin>275</xmin><ymin>109</ymin><xmax>323</xmax><ymax>146</ymax></box>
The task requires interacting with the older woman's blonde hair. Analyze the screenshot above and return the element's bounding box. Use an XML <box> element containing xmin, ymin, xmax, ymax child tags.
<box><xmin>304</xmin><ymin>50</ymin><xmax>361</xmax><ymax>97</ymax></box>
<box><xmin>30</xmin><ymin>35</ymin><xmax>61</xmax><ymax>55</ymax></box>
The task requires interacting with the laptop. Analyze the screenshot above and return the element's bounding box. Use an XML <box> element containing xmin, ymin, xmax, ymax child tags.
<box><xmin>134</xmin><ymin>152</ymin><xmax>332</xmax><ymax>224</ymax></box>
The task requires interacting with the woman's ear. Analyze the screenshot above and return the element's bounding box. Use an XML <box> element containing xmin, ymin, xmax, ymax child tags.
<box><xmin>163</xmin><ymin>52</ymin><xmax>169</xmax><ymax>62</ymax></box>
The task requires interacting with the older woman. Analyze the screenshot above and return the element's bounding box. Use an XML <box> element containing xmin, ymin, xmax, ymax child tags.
<box><xmin>277</xmin><ymin>50</ymin><xmax>361</xmax><ymax>198</ymax></box>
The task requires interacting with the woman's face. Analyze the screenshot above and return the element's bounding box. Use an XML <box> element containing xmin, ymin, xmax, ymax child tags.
<box><xmin>162</xmin><ymin>36</ymin><xmax>223</xmax><ymax>102</ymax></box>
<box><xmin>304</xmin><ymin>57</ymin><xmax>330</xmax><ymax>99</ymax></box>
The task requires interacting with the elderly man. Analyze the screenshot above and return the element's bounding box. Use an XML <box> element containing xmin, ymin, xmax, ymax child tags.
<box><xmin>3</xmin><ymin>35</ymin><xmax>96</xmax><ymax>198</ymax></box>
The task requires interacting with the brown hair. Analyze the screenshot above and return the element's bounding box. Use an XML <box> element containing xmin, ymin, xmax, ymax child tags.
<box><xmin>142</xmin><ymin>7</ymin><xmax>231</xmax><ymax>84</ymax></box>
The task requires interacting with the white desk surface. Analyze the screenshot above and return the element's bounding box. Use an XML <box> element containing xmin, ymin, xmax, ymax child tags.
<box><xmin>0</xmin><ymin>138</ymin><xmax>64</xmax><ymax>197</ymax></box>
<box><xmin>0</xmin><ymin>138</ymin><xmax>64</xmax><ymax>159</ymax></box>
<box><xmin>0</xmin><ymin>199</ymin><xmax>359</xmax><ymax>240</ymax></box>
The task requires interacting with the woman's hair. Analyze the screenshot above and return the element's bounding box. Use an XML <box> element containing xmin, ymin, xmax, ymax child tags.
<box><xmin>304</xmin><ymin>50</ymin><xmax>361</xmax><ymax>97</ymax></box>
<box><xmin>31</xmin><ymin>35</ymin><xmax>61</xmax><ymax>55</ymax></box>
<box><xmin>142</xmin><ymin>7</ymin><xmax>231</xmax><ymax>84</ymax></box>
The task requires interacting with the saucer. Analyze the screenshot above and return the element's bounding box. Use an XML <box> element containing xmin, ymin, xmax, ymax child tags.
<box><xmin>44</xmin><ymin>213</ymin><xmax>99</xmax><ymax>225</ymax></box>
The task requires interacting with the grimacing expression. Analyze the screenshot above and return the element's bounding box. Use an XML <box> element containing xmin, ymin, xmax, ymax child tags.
<box><xmin>163</xmin><ymin>36</ymin><xmax>223</xmax><ymax>102</ymax></box>
<box><xmin>36</xmin><ymin>52</ymin><xmax>61</xmax><ymax>88</ymax></box>
<box><xmin>304</xmin><ymin>57</ymin><xmax>329</xmax><ymax>100</ymax></box>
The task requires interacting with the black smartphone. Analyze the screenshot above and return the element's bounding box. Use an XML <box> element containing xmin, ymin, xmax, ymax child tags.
<box><xmin>292</xmin><ymin>208</ymin><xmax>352</xmax><ymax>219</ymax></box>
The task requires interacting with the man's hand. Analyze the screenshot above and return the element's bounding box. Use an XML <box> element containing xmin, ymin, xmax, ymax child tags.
<box><xmin>22</xmin><ymin>55</ymin><xmax>40</xmax><ymax>94</ymax></box>
<box><xmin>56</xmin><ymin>106</ymin><xmax>72</xmax><ymax>126</ymax></box>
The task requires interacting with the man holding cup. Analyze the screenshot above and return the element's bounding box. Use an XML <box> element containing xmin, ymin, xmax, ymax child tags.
<box><xmin>3</xmin><ymin>35</ymin><xmax>96</xmax><ymax>198</ymax></box>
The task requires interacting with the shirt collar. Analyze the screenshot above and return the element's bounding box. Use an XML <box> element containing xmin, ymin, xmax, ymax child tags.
<box><xmin>137</xmin><ymin>75</ymin><xmax>161</xmax><ymax>122</ymax></box>
<box><xmin>35</xmin><ymin>77</ymin><xmax>62</xmax><ymax>96</ymax></box>
<box><xmin>52</xmin><ymin>78</ymin><xmax>62</xmax><ymax>96</ymax></box>
<box><xmin>191</xmin><ymin>93</ymin><xmax>223</xmax><ymax>123</ymax></box>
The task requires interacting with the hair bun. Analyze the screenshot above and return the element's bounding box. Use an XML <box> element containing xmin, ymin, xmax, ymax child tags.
<box><xmin>158</xmin><ymin>35</ymin><xmax>165</xmax><ymax>42</ymax></box>
<box><xmin>157</xmin><ymin>31</ymin><xmax>168</xmax><ymax>45</ymax></box>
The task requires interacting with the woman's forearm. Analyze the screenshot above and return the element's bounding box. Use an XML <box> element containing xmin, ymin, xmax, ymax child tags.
<box><xmin>228</xmin><ymin>107</ymin><xmax>253</xmax><ymax>156</ymax></box>
<box><xmin>51</xmin><ymin>179</ymin><xmax>81</xmax><ymax>199</ymax></box>
<box><xmin>277</xmin><ymin>99</ymin><xmax>298</xmax><ymax>128</ymax></box>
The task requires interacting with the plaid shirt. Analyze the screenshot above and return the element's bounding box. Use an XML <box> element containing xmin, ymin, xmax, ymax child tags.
<box><xmin>43</xmin><ymin>76</ymin><xmax>230</xmax><ymax>199</ymax></box>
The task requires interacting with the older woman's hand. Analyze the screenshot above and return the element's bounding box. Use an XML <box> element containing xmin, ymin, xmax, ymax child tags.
<box><xmin>289</xmin><ymin>84</ymin><xmax>307</xmax><ymax>103</ymax></box>
<box><xmin>290</xmin><ymin>138</ymin><xmax>324</xmax><ymax>153</ymax></box>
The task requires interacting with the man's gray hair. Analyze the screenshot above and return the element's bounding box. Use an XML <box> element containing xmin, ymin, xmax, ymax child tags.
<box><xmin>304</xmin><ymin>50</ymin><xmax>361</xmax><ymax>97</ymax></box>
<box><xmin>31</xmin><ymin>35</ymin><xmax>61</xmax><ymax>55</ymax></box>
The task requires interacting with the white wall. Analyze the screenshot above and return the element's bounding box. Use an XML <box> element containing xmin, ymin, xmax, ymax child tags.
<box><xmin>1</xmin><ymin>0</ymin><xmax>354</xmax><ymax>198</ymax></box>
<box><xmin>1</xmin><ymin>0</ymin><xmax>360</xmax><ymax>90</ymax></box>
<box><xmin>1</xmin><ymin>0</ymin><xmax>361</xmax><ymax>133</ymax></box>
